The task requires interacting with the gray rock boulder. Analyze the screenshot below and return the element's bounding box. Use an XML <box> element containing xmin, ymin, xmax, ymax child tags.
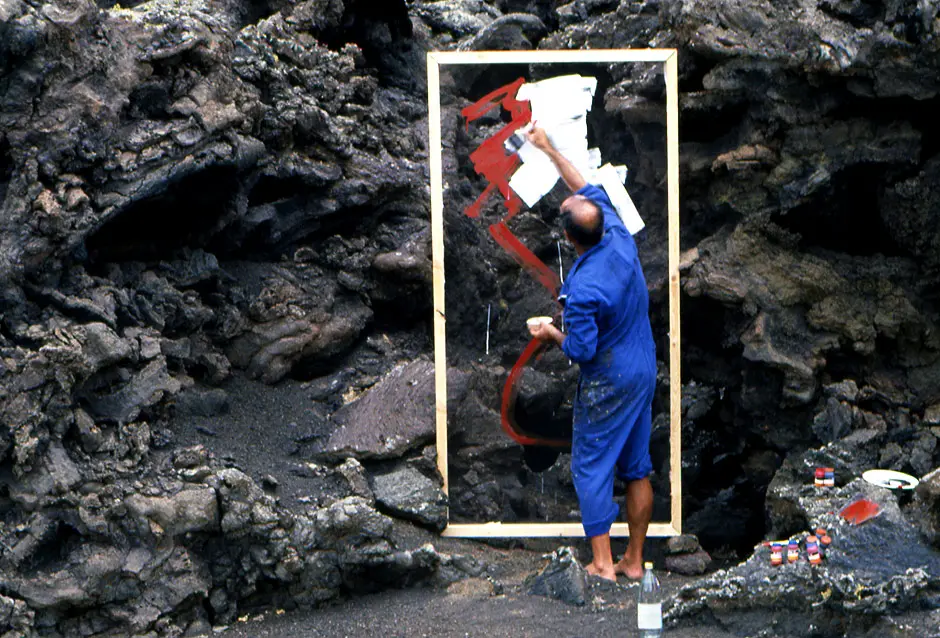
<box><xmin>665</xmin><ymin>534</ymin><xmax>703</xmax><ymax>555</ymax></box>
<box><xmin>371</xmin><ymin>465</ymin><xmax>448</xmax><ymax>530</ymax></box>
<box><xmin>526</xmin><ymin>546</ymin><xmax>587</xmax><ymax>607</ymax></box>
<box><xmin>665</xmin><ymin>549</ymin><xmax>712</xmax><ymax>576</ymax></box>
<box><xmin>319</xmin><ymin>360</ymin><xmax>468</xmax><ymax>461</ymax></box>
<box><xmin>125</xmin><ymin>487</ymin><xmax>220</xmax><ymax>537</ymax></box>
<box><xmin>913</xmin><ymin>466</ymin><xmax>940</xmax><ymax>548</ymax></box>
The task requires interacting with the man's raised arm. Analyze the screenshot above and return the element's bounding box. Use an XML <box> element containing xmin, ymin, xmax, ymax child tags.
<box><xmin>527</xmin><ymin>126</ymin><xmax>587</xmax><ymax>193</ymax></box>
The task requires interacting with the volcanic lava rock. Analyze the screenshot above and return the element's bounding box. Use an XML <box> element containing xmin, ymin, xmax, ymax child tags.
<box><xmin>665</xmin><ymin>535</ymin><xmax>712</xmax><ymax>576</ymax></box>
<box><xmin>913</xmin><ymin>467</ymin><xmax>940</xmax><ymax>548</ymax></box>
<box><xmin>319</xmin><ymin>360</ymin><xmax>468</xmax><ymax>461</ymax></box>
<box><xmin>2</xmin><ymin>0</ymin><xmax>940</xmax><ymax>634</ymax></box>
<box><xmin>371</xmin><ymin>465</ymin><xmax>448</xmax><ymax>530</ymax></box>
<box><xmin>669</xmin><ymin>479</ymin><xmax>940</xmax><ymax>635</ymax></box>
<box><xmin>526</xmin><ymin>546</ymin><xmax>588</xmax><ymax>607</ymax></box>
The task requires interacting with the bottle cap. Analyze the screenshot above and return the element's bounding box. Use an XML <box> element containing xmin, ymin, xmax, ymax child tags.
<box><xmin>644</xmin><ymin>562</ymin><xmax>653</xmax><ymax>569</ymax></box>
<box><xmin>806</xmin><ymin>535</ymin><xmax>818</xmax><ymax>543</ymax></box>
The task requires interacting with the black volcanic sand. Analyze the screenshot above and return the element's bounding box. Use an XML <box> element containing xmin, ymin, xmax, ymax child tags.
<box><xmin>208</xmin><ymin>537</ymin><xmax>940</xmax><ymax>638</ymax></box>
<box><xmin>166</xmin><ymin>373</ymin><xmax>351</xmax><ymax>509</ymax></box>
<box><xmin>213</xmin><ymin>542</ymin><xmax>737</xmax><ymax>638</ymax></box>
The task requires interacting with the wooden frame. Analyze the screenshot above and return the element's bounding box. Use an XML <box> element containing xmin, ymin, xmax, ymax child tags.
<box><xmin>428</xmin><ymin>49</ymin><xmax>681</xmax><ymax>538</ymax></box>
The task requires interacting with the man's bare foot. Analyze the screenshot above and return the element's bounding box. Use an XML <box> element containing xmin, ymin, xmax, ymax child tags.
<box><xmin>614</xmin><ymin>559</ymin><xmax>644</xmax><ymax>580</ymax></box>
<box><xmin>585</xmin><ymin>562</ymin><xmax>617</xmax><ymax>582</ymax></box>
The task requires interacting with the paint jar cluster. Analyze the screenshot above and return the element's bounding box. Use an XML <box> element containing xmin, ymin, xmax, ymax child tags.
<box><xmin>814</xmin><ymin>467</ymin><xmax>835</xmax><ymax>487</ymax></box>
<box><xmin>769</xmin><ymin>528</ymin><xmax>832</xmax><ymax>567</ymax></box>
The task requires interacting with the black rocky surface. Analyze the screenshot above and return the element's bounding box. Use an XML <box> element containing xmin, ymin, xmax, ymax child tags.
<box><xmin>1</xmin><ymin>0</ymin><xmax>939</xmax><ymax>636</ymax></box>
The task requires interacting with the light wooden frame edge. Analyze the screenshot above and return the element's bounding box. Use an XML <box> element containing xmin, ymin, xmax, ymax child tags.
<box><xmin>428</xmin><ymin>48</ymin><xmax>681</xmax><ymax>538</ymax></box>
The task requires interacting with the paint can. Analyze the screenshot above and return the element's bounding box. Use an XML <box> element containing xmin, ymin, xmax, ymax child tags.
<box><xmin>814</xmin><ymin>468</ymin><xmax>825</xmax><ymax>487</ymax></box>
<box><xmin>787</xmin><ymin>540</ymin><xmax>799</xmax><ymax>563</ymax></box>
<box><xmin>806</xmin><ymin>535</ymin><xmax>822</xmax><ymax>565</ymax></box>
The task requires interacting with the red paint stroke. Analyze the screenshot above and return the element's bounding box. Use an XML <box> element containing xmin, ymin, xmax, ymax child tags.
<box><xmin>461</xmin><ymin>77</ymin><xmax>531</xmax><ymax>219</ymax></box>
<box><xmin>840</xmin><ymin>499</ymin><xmax>881</xmax><ymax>525</ymax></box>
<box><xmin>489</xmin><ymin>222</ymin><xmax>561</xmax><ymax>296</ymax></box>
<box><xmin>500</xmin><ymin>337</ymin><xmax>570</xmax><ymax>447</ymax></box>
<box><xmin>461</xmin><ymin>77</ymin><xmax>530</xmax><ymax>125</ymax></box>
<box><xmin>461</xmin><ymin>78</ymin><xmax>569</xmax><ymax>448</ymax></box>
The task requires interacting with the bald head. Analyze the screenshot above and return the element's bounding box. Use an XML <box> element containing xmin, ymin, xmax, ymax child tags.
<box><xmin>560</xmin><ymin>194</ymin><xmax>603</xmax><ymax>250</ymax></box>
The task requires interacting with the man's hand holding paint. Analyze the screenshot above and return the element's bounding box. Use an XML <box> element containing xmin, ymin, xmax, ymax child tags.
<box><xmin>527</xmin><ymin>317</ymin><xmax>565</xmax><ymax>347</ymax></box>
<box><xmin>526</xmin><ymin>124</ymin><xmax>587</xmax><ymax>192</ymax></box>
<box><xmin>526</xmin><ymin>125</ymin><xmax>554</xmax><ymax>154</ymax></box>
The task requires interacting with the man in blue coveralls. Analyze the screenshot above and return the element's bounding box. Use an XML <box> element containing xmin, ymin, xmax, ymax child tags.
<box><xmin>526</xmin><ymin>126</ymin><xmax>657</xmax><ymax>581</ymax></box>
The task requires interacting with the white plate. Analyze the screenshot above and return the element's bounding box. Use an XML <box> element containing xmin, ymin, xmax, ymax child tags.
<box><xmin>526</xmin><ymin>316</ymin><xmax>553</xmax><ymax>327</ymax></box>
<box><xmin>862</xmin><ymin>469</ymin><xmax>919</xmax><ymax>490</ymax></box>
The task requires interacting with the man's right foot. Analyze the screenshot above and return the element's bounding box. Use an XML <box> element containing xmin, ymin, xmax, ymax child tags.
<box><xmin>614</xmin><ymin>558</ymin><xmax>643</xmax><ymax>580</ymax></box>
<box><xmin>586</xmin><ymin>562</ymin><xmax>617</xmax><ymax>582</ymax></box>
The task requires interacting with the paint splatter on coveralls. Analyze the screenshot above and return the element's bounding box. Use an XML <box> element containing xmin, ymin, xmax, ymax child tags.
<box><xmin>560</xmin><ymin>184</ymin><xmax>657</xmax><ymax>538</ymax></box>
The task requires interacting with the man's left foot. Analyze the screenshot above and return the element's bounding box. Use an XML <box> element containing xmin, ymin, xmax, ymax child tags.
<box><xmin>586</xmin><ymin>562</ymin><xmax>617</xmax><ymax>582</ymax></box>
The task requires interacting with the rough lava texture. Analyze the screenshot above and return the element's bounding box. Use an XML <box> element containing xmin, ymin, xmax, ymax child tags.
<box><xmin>0</xmin><ymin>0</ymin><xmax>939</xmax><ymax>636</ymax></box>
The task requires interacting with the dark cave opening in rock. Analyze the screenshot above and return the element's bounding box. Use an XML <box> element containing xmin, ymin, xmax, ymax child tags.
<box><xmin>126</xmin><ymin>82</ymin><xmax>174</xmax><ymax>121</ymax></box>
<box><xmin>230</xmin><ymin>177</ymin><xmax>334</xmax><ymax>256</ymax></box>
<box><xmin>681</xmin><ymin>295</ymin><xmax>745</xmax><ymax>387</ymax></box>
<box><xmin>774</xmin><ymin>164</ymin><xmax>904</xmax><ymax>257</ymax></box>
<box><xmin>232</xmin><ymin>576</ymin><xmax>289</xmax><ymax>613</ymax></box>
<box><xmin>823</xmin><ymin>345</ymin><xmax>873</xmax><ymax>385</ymax></box>
<box><xmin>679</xmin><ymin>100</ymin><xmax>751</xmax><ymax>145</ymax></box>
<box><xmin>0</xmin><ymin>136</ymin><xmax>11</xmax><ymax>204</ymax></box>
<box><xmin>288</xmin><ymin>336</ymin><xmax>368</xmax><ymax>382</ymax></box>
<box><xmin>238</xmin><ymin>0</ymin><xmax>287</xmax><ymax>28</ymax></box>
<box><xmin>316</xmin><ymin>0</ymin><xmax>419</xmax><ymax>90</ymax></box>
<box><xmin>247</xmin><ymin>175</ymin><xmax>309</xmax><ymax>208</ymax></box>
<box><xmin>680</xmin><ymin>56</ymin><xmax>720</xmax><ymax>93</ymax></box>
<box><xmin>0</xmin><ymin>477</ymin><xmax>11</xmax><ymax>518</ymax></box>
<box><xmin>495</xmin><ymin>0</ymin><xmax>560</xmax><ymax>31</ymax></box>
<box><xmin>678</xmin><ymin>295</ymin><xmax>781</xmax><ymax>555</ymax></box>
<box><xmin>23</xmin><ymin>521</ymin><xmax>83</xmax><ymax>575</ymax></box>
<box><xmin>370</xmin><ymin>288</ymin><xmax>432</xmax><ymax>332</ymax></box>
<box><xmin>85</xmin><ymin>167</ymin><xmax>240</xmax><ymax>264</ymax></box>
<box><xmin>818</xmin><ymin>0</ymin><xmax>885</xmax><ymax>30</ymax></box>
<box><xmin>682</xmin><ymin>402</ymin><xmax>778</xmax><ymax>556</ymax></box>
<box><xmin>831</xmin><ymin>94</ymin><xmax>940</xmax><ymax>164</ymax></box>
<box><xmin>94</xmin><ymin>0</ymin><xmax>149</xmax><ymax>8</ymax></box>
<box><xmin>230</xmin><ymin>176</ymin><xmax>416</xmax><ymax>259</ymax></box>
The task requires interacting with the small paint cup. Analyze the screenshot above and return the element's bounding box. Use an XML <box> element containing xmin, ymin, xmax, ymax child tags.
<box><xmin>527</xmin><ymin>316</ymin><xmax>553</xmax><ymax>327</ymax></box>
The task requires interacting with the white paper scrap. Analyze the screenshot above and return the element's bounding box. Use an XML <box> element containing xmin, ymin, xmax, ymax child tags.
<box><xmin>614</xmin><ymin>164</ymin><xmax>628</xmax><ymax>184</ymax></box>
<box><xmin>506</xmin><ymin>74</ymin><xmax>610</xmax><ymax>208</ymax></box>
<box><xmin>545</xmin><ymin>117</ymin><xmax>588</xmax><ymax>152</ymax></box>
<box><xmin>587</xmin><ymin>148</ymin><xmax>602</xmax><ymax>171</ymax></box>
<box><xmin>597</xmin><ymin>163</ymin><xmax>644</xmax><ymax>235</ymax></box>
<box><xmin>517</xmin><ymin>75</ymin><xmax>597</xmax><ymax>123</ymax></box>
<box><xmin>509</xmin><ymin>158</ymin><xmax>560</xmax><ymax>208</ymax></box>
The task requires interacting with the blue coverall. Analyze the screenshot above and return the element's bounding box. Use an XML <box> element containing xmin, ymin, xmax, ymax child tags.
<box><xmin>559</xmin><ymin>183</ymin><xmax>657</xmax><ymax>538</ymax></box>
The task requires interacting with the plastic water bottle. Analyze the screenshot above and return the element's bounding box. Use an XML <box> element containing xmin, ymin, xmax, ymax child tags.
<box><xmin>637</xmin><ymin>562</ymin><xmax>663</xmax><ymax>637</ymax></box>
